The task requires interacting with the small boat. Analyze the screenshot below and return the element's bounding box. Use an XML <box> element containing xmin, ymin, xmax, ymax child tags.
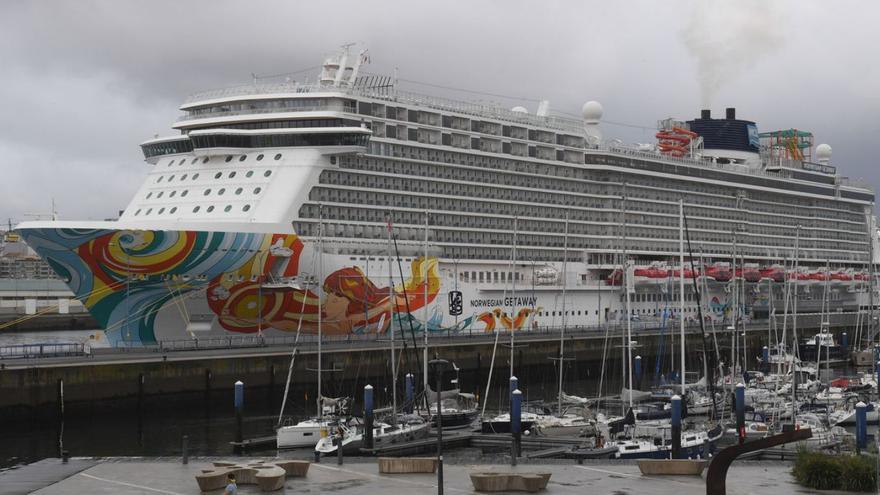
<box><xmin>480</xmin><ymin>411</ymin><xmax>540</xmax><ymax>434</ymax></box>
<box><xmin>829</xmin><ymin>401</ymin><xmax>880</xmax><ymax>426</ymax></box>
<box><xmin>759</xmin><ymin>265</ymin><xmax>785</xmax><ymax>283</ymax></box>
<box><xmin>277</xmin><ymin>396</ymin><xmax>351</xmax><ymax>449</ymax></box>
<box><xmin>736</xmin><ymin>263</ymin><xmax>761</xmax><ymax>283</ymax></box>
<box><xmin>315</xmin><ymin>416</ymin><xmax>429</xmax><ymax>455</ymax></box>
<box><xmin>798</xmin><ymin>330</ymin><xmax>844</xmax><ymax>362</ymax></box>
<box><xmin>705</xmin><ymin>263</ymin><xmax>731</xmax><ymax>282</ymax></box>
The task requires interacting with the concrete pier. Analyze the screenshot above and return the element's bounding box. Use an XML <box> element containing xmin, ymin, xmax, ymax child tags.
<box><xmin>0</xmin><ymin>457</ymin><xmax>840</xmax><ymax>495</ymax></box>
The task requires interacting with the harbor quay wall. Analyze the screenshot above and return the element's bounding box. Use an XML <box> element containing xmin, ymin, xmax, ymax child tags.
<box><xmin>0</xmin><ymin>313</ymin><xmax>860</xmax><ymax>417</ymax></box>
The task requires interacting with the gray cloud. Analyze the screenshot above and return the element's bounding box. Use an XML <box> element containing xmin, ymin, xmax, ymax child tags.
<box><xmin>1</xmin><ymin>0</ymin><xmax>878</xmax><ymax>223</ymax></box>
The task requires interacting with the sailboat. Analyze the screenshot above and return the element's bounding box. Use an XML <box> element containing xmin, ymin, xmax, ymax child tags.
<box><xmin>424</xmin><ymin>363</ymin><xmax>480</xmax><ymax>429</ymax></box>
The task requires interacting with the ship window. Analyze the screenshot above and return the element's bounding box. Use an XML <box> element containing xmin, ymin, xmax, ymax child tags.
<box><xmin>181</xmin><ymin>174</ymin><xmax>188</xmax><ymax>180</ymax></box>
<box><xmin>256</xmin><ymin>154</ymin><xmax>264</xmax><ymax>161</ymax></box>
<box><xmin>207</xmin><ymin>205</ymin><xmax>215</xmax><ymax>212</ymax></box>
<box><xmin>243</xmin><ymin>204</ymin><xmax>251</xmax><ymax>212</ymax></box>
<box><xmin>158</xmin><ymin>207</ymin><xmax>165</xmax><ymax>214</ymax></box>
<box><xmin>193</xmin><ymin>206</ymin><xmax>200</xmax><ymax>213</ymax></box>
<box><xmin>218</xmin><ymin>188</ymin><xmax>226</xmax><ymax>195</ymax></box>
<box><xmin>274</xmin><ymin>153</ymin><xmax>282</xmax><ymax>160</ymax></box>
<box><xmin>202</xmin><ymin>157</ymin><xmax>209</xmax><ymax>164</ymax></box>
<box><xmin>204</xmin><ymin>189</ymin><xmax>211</xmax><ymax>195</ymax></box>
<box><xmin>229</xmin><ymin>171</ymin><xmax>237</xmax><ymax>178</ymax></box>
<box><xmin>134</xmin><ymin>209</ymin><xmax>141</xmax><ymax>216</ymax></box>
<box><xmin>181</xmin><ymin>190</ymin><xmax>188</xmax><ymax>197</ymax></box>
<box><xmin>254</xmin><ymin>187</ymin><xmax>262</xmax><ymax>194</ymax></box>
<box><xmin>235</xmin><ymin>187</ymin><xmax>243</xmax><ymax>195</ymax></box>
<box><xmin>225</xmin><ymin>155</ymin><xmax>233</xmax><ymax>163</ymax></box>
<box><xmin>191</xmin><ymin>158</ymin><xmax>198</xmax><ymax>164</ymax></box>
<box><xmin>169</xmin><ymin>191</ymin><xmax>176</xmax><ymax>198</ymax></box>
<box><xmin>146</xmin><ymin>192</ymin><xmax>152</xmax><ymax>199</ymax></box>
<box><xmin>224</xmin><ymin>205</ymin><xmax>232</xmax><ymax>212</ymax></box>
<box><xmin>239</xmin><ymin>155</ymin><xmax>246</xmax><ymax>161</ymax></box>
<box><xmin>170</xmin><ymin>207</ymin><xmax>177</xmax><ymax>214</ymax></box>
<box><xmin>168</xmin><ymin>175</ymin><xmax>175</xmax><ymax>181</ymax></box>
<box><xmin>168</xmin><ymin>160</ymin><xmax>175</xmax><ymax>167</ymax></box>
<box><xmin>264</xmin><ymin>170</ymin><xmax>272</xmax><ymax>177</ymax></box>
<box><xmin>214</xmin><ymin>172</ymin><xmax>222</xmax><ymax>179</ymax></box>
<box><xmin>157</xmin><ymin>191</ymin><xmax>164</xmax><ymax>198</ymax></box>
<box><xmin>146</xmin><ymin>208</ymin><xmax>152</xmax><ymax>215</ymax></box>
<box><xmin>157</xmin><ymin>176</ymin><xmax>163</xmax><ymax>183</ymax></box>
<box><xmin>192</xmin><ymin>173</ymin><xmax>200</xmax><ymax>180</ymax></box>
<box><xmin>246</xmin><ymin>171</ymin><xmax>254</xmax><ymax>178</ymax></box>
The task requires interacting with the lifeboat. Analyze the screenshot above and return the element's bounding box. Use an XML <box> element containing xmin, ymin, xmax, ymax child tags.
<box><xmin>633</xmin><ymin>263</ymin><xmax>669</xmax><ymax>285</ymax></box>
<box><xmin>830</xmin><ymin>270</ymin><xmax>851</xmax><ymax>285</ymax></box>
<box><xmin>854</xmin><ymin>271</ymin><xmax>868</xmax><ymax>281</ymax></box>
<box><xmin>607</xmin><ymin>268</ymin><xmax>623</xmax><ymax>286</ymax></box>
<box><xmin>737</xmin><ymin>263</ymin><xmax>761</xmax><ymax>283</ymax></box>
<box><xmin>808</xmin><ymin>270</ymin><xmax>830</xmax><ymax>283</ymax></box>
<box><xmin>705</xmin><ymin>262</ymin><xmax>732</xmax><ymax>282</ymax></box>
<box><xmin>760</xmin><ymin>265</ymin><xmax>785</xmax><ymax>283</ymax></box>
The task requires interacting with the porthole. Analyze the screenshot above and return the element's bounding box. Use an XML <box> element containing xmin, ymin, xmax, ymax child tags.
<box><xmin>256</xmin><ymin>154</ymin><xmax>264</xmax><ymax>161</ymax></box>
<box><xmin>168</xmin><ymin>159</ymin><xmax>175</xmax><ymax>167</ymax></box>
<box><xmin>214</xmin><ymin>172</ymin><xmax>222</xmax><ymax>179</ymax></box>
<box><xmin>168</xmin><ymin>175</ymin><xmax>175</xmax><ymax>181</ymax></box>
<box><xmin>134</xmin><ymin>209</ymin><xmax>141</xmax><ymax>216</ymax></box>
<box><xmin>239</xmin><ymin>155</ymin><xmax>246</xmax><ymax>162</ymax></box>
<box><xmin>169</xmin><ymin>191</ymin><xmax>176</xmax><ymax>198</ymax></box>
<box><xmin>146</xmin><ymin>192</ymin><xmax>153</xmax><ymax>199</ymax></box>
<box><xmin>218</xmin><ymin>188</ymin><xmax>226</xmax><ymax>195</ymax></box>
<box><xmin>181</xmin><ymin>174</ymin><xmax>188</xmax><ymax>180</ymax></box>
<box><xmin>192</xmin><ymin>173</ymin><xmax>199</xmax><ymax>180</ymax></box>
<box><xmin>204</xmin><ymin>188</ymin><xmax>211</xmax><ymax>196</ymax></box>
<box><xmin>202</xmin><ymin>157</ymin><xmax>209</xmax><ymax>164</ymax></box>
<box><xmin>158</xmin><ymin>207</ymin><xmax>165</xmax><ymax>214</ymax></box>
<box><xmin>235</xmin><ymin>187</ymin><xmax>243</xmax><ymax>195</ymax></box>
<box><xmin>146</xmin><ymin>208</ymin><xmax>153</xmax><ymax>215</ymax></box>
<box><xmin>264</xmin><ymin>170</ymin><xmax>271</xmax><ymax>177</ymax></box>
<box><xmin>242</xmin><ymin>204</ymin><xmax>251</xmax><ymax>212</ymax></box>
<box><xmin>274</xmin><ymin>153</ymin><xmax>282</xmax><ymax>160</ymax></box>
<box><xmin>253</xmin><ymin>187</ymin><xmax>262</xmax><ymax>194</ymax></box>
<box><xmin>246</xmin><ymin>171</ymin><xmax>254</xmax><ymax>178</ymax></box>
<box><xmin>224</xmin><ymin>205</ymin><xmax>232</xmax><ymax>212</ymax></box>
<box><xmin>192</xmin><ymin>206</ymin><xmax>200</xmax><ymax>213</ymax></box>
<box><xmin>191</xmin><ymin>158</ymin><xmax>198</xmax><ymax>164</ymax></box>
<box><xmin>157</xmin><ymin>176</ymin><xmax>163</xmax><ymax>183</ymax></box>
<box><xmin>225</xmin><ymin>155</ymin><xmax>233</xmax><ymax>163</ymax></box>
<box><xmin>170</xmin><ymin>207</ymin><xmax>177</xmax><ymax>214</ymax></box>
<box><xmin>229</xmin><ymin>171</ymin><xmax>236</xmax><ymax>178</ymax></box>
<box><xmin>181</xmin><ymin>190</ymin><xmax>188</xmax><ymax>197</ymax></box>
<box><xmin>157</xmin><ymin>191</ymin><xmax>164</xmax><ymax>198</ymax></box>
<box><xmin>207</xmin><ymin>205</ymin><xmax>215</xmax><ymax>212</ymax></box>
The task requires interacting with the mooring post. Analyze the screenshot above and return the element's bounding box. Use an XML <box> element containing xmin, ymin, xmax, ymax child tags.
<box><xmin>234</xmin><ymin>380</ymin><xmax>244</xmax><ymax>454</ymax></box>
<box><xmin>364</xmin><ymin>384</ymin><xmax>374</xmax><ymax>451</ymax></box>
<box><xmin>856</xmin><ymin>401</ymin><xmax>867</xmax><ymax>453</ymax></box>
<box><xmin>182</xmin><ymin>435</ymin><xmax>189</xmax><ymax>465</ymax></box>
<box><xmin>511</xmin><ymin>388</ymin><xmax>522</xmax><ymax>466</ymax></box>
<box><xmin>405</xmin><ymin>373</ymin><xmax>414</xmax><ymax>414</ymax></box>
<box><xmin>735</xmin><ymin>383</ymin><xmax>745</xmax><ymax>445</ymax></box>
<box><xmin>671</xmin><ymin>394</ymin><xmax>681</xmax><ymax>459</ymax></box>
<box><xmin>634</xmin><ymin>355</ymin><xmax>642</xmax><ymax>386</ymax></box>
<box><xmin>841</xmin><ymin>332</ymin><xmax>848</xmax><ymax>355</ymax></box>
<box><xmin>509</xmin><ymin>375</ymin><xmax>518</xmax><ymax>400</ymax></box>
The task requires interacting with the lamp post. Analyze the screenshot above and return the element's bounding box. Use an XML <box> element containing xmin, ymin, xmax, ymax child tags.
<box><xmin>429</xmin><ymin>358</ymin><xmax>448</xmax><ymax>495</ymax></box>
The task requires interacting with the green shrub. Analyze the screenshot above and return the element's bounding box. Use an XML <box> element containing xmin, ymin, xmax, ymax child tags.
<box><xmin>792</xmin><ymin>450</ymin><xmax>878</xmax><ymax>492</ymax></box>
<box><xmin>839</xmin><ymin>455</ymin><xmax>877</xmax><ymax>492</ymax></box>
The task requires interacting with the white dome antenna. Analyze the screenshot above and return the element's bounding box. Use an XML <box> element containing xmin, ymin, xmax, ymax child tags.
<box><xmin>582</xmin><ymin>100</ymin><xmax>603</xmax><ymax>147</ymax></box>
<box><xmin>511</xmin><ymin>106</ymin><xmax>528</xmax><ymax>114</ymax></box>
<box><xmin>816</xmin><ymin>143</ymin><xmax>832</xmax><ymax>164</ymax></box>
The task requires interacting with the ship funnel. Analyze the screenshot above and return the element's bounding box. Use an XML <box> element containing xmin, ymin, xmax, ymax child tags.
<box><xmin>726</xmin><ymin>107</ymin><xmax>736</xmax><ymax>120</ymax></box>
<box><xmin>701</xmin><ymin>109</ymin><xmax>711</xmax><ymax>119</ymax></box>
<box><xmin>536</xmin><ymin>100</ymin><xmax>551</xmax><ymax>117</ymax></box>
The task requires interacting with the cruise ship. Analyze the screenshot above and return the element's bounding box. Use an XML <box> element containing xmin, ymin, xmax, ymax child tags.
<box><xmin>15</xmin><ymin>46</ymin><xmax>877</xmax><ymax>346</ymax></box>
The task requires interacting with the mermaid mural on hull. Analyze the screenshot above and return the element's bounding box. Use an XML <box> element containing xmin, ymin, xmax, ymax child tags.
<box><xmin>16</xmin><ymin>227</ymin><xmax>451</xmax><ymax>345</ymax></box>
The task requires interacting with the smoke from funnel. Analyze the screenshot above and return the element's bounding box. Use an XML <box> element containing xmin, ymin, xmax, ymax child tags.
<box><xmin>681</xmin><ymin>1</ymin><xmax>784</xmax><ymax>108</ymax></box>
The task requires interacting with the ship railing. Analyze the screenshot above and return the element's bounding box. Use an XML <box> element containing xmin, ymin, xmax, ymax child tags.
<box><xmin>175</xmin><ymin>104</ymin><xmax>351</xmax><ymax>123</ymax></box>
<box><xmin>0</xmin><ymin>342</ymin><xmax>86</xmax><ymax>360</ymax></box>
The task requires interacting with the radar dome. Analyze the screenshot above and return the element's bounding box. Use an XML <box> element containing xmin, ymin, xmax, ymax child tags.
<box><xmin>511</xmin><ymin>106</ymin><xmax>528</xmax><ymax>114</ymax></box>
<box><xmin>816</xmin><ymin>143</ymin><xmax>832</xmax><ymax>160</ymax></box>
<box><xmin>582</xmin><ymin>101</ymin><xmax>603</xmax><ymax>121</ymax></box>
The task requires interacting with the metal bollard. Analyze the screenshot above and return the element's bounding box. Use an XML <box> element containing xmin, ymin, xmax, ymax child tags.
<box><xmin>61</xmin><ymin>450</ymin><xmax>69</xmax><ymax>464</ymax></box>
<box><xmin>735</xmin><ymin>383</ymin><xmax>746</xmax><ymax>445</ymax></box>
<box><xmin>182</xmin><ymin>435</ymin><xmax>189</xmax><ymax>465</ymax></box>
<box><xmin>337</xmin><ymin>430</ymin><xmax>344</xmax><ymax>465</ymax></box>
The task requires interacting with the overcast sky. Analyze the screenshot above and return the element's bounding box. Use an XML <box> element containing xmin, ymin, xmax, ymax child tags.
<box><xmin>1</xmin><ymin>0</ymin><xmax>878</xmax><ymax>224</ymax></box>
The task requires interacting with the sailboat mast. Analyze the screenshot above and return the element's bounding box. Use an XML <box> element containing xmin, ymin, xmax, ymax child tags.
<box><xmin>623</xmin><ymin>188</ymin><xmax>633</xmax><ymax>410</ymax></box>
<box><xmin>317</xmin><ymin>204</ymin><xmax>324</xmax><ymax>420</ymax></box>
<box><xmin>388</xmin><ymin>214</ymin><xmax>397</xmax><ymax>422</ymax></box>
<box><xmin>558</xmin><ymin>210</ymin><xmax>569</xmax><ymax>416</ymax></box>
<box><xmin>423</xmin><ymin>210</ymin><xmax>429</xmax><ymax>395</ymax></box>
<box><xmin>791</xmin><ymin>225</ymin><xmax>801</xmax><ymax>423</ymax></box>
<box><xmin>679</xmin><ymin>199</ymin><xmax>685</xmax><ymax>392</ymax></box>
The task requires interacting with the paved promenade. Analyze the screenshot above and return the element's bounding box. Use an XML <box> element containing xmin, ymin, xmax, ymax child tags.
<box><xmin>0</xmin><ymin>456</ymin><xmax>851</xmax><ymax>495</ymax></box>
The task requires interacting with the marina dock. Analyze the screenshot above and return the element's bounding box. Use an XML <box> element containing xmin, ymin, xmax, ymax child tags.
<box><xmin>0</xmin><ymin>456</ymin><xmax>839</xmax><ymax>495</ymax></box>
